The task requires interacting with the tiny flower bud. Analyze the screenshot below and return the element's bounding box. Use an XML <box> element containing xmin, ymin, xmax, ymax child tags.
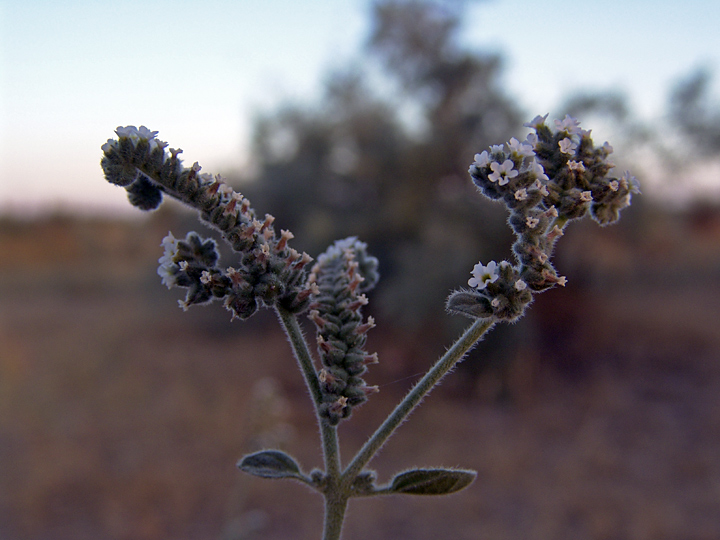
<box><xmin>363</xmin><ymin>353</ymin><xmax>379</xmax><ymax>365</ymax></box>
<box><xmin>329</xmin><ymin>396</ymin><xmax>348</xmax><ymax>414</ymax></box>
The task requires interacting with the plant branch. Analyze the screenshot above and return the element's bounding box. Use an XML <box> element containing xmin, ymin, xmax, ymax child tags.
<box><xmin>342</xmin><ymin>317</ymin><xmax>495</xmax><ymax>485</ymax></box>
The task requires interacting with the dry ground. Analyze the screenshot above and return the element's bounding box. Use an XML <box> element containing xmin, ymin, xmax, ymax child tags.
<box><xmin>1</xmin><ymin>211</ymin><xmax>720</xmax><ymax>540</ymax></box>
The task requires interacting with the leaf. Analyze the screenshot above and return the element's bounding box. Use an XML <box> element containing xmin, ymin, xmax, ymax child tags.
<box><xmin>389</xmin><ymin>468</ymin><xmax>477</xmax><ymax>496</ymax></box>
<box><xmin>445</xmin><ymin>290</ymin><xmax>494</xmax><ymax>319</ymax></box>
<box><xmin>237</xmin><ymin>450</ymin><xmax>304</xmax><ymax>480</ymax></box>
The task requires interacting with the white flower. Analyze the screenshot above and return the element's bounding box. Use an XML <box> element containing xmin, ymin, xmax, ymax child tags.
<box><xmin>491</xmin><ymin>297</ymin><xmax>500</xmax><ymax>308</ymax></box>
<box><xmin>101</xmin><ymin>139</ymin><xmax>116</xmax><ymax>153</ymax></box>
<box><xmin>525</xmin><ymin>133</ymin><xmax>538</xmax><ymax>148</ymax></box>
<box><xmin>115</xmin><ymin>125</ymin><xmax>159</xmax><ymax>148</ymax></box>
<box><xmin>554</xmin><ymin>114</ymin><xmax>581</xmax><ymax>135</ymax></box>
<box><xmin>473</xmin><ymin>150</ymin><xmax>490</xmax><ymax>167</ymax></box>
<box><xmin>526</xmin><ymin>216</ymin><xmax>540</xmax><ymax>229</ymax></box>
<box><xmin>523</xmin><ymin>114</ymin><xmax>549</xmax><ymax>129</ymax></box>
<box><xmin>507</xmin><ymin>137</ymin><xmax>535</xmax><ymax>157</ymax></box>
<box><xmin>468</xmin><ymin>261</ymin><xmax>500</xmax><ymax>290</ymax></box>
<box><xmin>529</xmin><ymin>160</ymin><xmax>549</xmax><ymax>182</ymax></box>
<box><xmin>532</xmin><ymin>179</ymin><xmax>550</xmax><ymax>197</ymax></box>
<box><xmin>514</xmin><ymin>188</ymin><xmax>528</xmax><ymax>201</ymax></box>
<box><xmin>567</xmin><ymin>160</ymin><xmax>585</xmax><ymax>171</ymax></box>
<box><xmin>218</xmin><ymin>183</ymin><xmax>234</xmax><ymax>198</ymax></box>
<box><xmin>580</xmin><ymin>191</ymin><xmax>593</xmax><ymax>202</ymax></box>
<box><xmin>115</xmin><ymin>125</ymin><xmax>139</xmax><ymax>138</ymax></box>
<box><xmin>558</xmin><ymin>137</ymin><xmax>578</xmax><ymax>155</ymax></box>
<box><xmin>488</xmin><ymin>160</ymin><xmax>519</xmax><ymax>185</ymax></box>
<box><xmin>200</xmin><ymin>270</ymin><xmax>213</xmax><ymax>285</ymax></box>
<box><xmin>157</xmin><ymin>232</ymin><xmax>180</xmax><ymax>289</ymax></box>
<box><xmin>136</xmin><ymin>126</ymin><xmax>159</xmax><ymax>140</ymax></box>
<box><xmin>609</xmin><ymin>180</ymin><xmax>619</xmax><ymax>192</ymax></box>
<box><xmin>489</xmin><ymin>144</ymin><xmax>505</xmax><ymax>154</ymax></box>
<box><xmin>621</xmin><ymin>171</ymin><xmax>641</xmax><ymax>193</ymax></box>
<box><xmin>514</xmin><ymin>280</ymin><xmax>527</xmax><ymax>291</ymax></box>
<box><xmin>603</xmin><ymin>142</ymin><xmax>614</xmax><ymax>154</ymax></box>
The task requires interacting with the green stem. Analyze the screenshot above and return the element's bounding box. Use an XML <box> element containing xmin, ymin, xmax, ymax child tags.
<box><xmin>275</xmin><ymin>306</ymin><xmax>346</xmax><ymax>537</ymax></box>
<box><xmin>276</xmin><ymin>306</ymin><xmax>323</xmax><ymax>407</ymax></box>
<box><xmin>322</xmin><ymin>491</ymin><xmax>349</xmax><ymax>540</ymax></box>
<box><xmin>342</xmin><ymin>317</ymin><xmax>495</xmax><ymax>484</ymax></box>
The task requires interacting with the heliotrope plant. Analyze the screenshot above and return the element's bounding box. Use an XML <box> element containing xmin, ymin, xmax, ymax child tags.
<box><xmin>99</xmin><ymin>115</ymin><xmax>637</xmax><ymax>540</ymax></box>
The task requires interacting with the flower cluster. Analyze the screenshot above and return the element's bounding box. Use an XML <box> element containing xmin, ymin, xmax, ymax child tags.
<box><xmin>306</xmin><ymin>238</ymin><xmax>380</xmax><ymax>425</ymax></box>
<box><xmin>447</xmin><ymin>114</ymin><xmax>639</xmax><ymax>322</ymax></box>
<box><xmin>101</xmin><ymin>126</ymin><xmax>315</xmax><ymax>318</ymax></box>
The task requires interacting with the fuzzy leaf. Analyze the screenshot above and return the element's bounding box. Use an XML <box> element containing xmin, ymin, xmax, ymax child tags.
<box><xmin>446</xmin><ymin>290</ymin><xmax>494</xmax><ymax>319</ymax></box>
<box><xmin>389</xmin><ymin>468</ymin><xmax>476</xmax><ymax>496</ymax></box>
<box><xmin>237</xmin><ymin>450</ymin><xmax>303</xmax><ymax>480</ymax></box>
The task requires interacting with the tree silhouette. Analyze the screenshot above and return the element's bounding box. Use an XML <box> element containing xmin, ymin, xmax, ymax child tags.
<box><xmin>243</xmin><ymin>0</ymin><xmax>522</xmax><ymax>331</ymax></box>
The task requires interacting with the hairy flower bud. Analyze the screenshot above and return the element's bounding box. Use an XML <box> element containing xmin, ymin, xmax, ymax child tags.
<box><xmin>454</xmin><ymin>114</ymin><xmax>637</xmax><ymax>322</ymax></box>
<box><xmin>309</xmin><ymin>238</ymin><xmax>380</xmax><ymax>425</ymax></box>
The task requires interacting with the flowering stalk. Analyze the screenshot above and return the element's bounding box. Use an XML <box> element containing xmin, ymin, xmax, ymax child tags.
<box><xmin>97</xmin><ymin>117</ymin><xmax>636</xmax><ymax>540</ymax></box>
<box><xmin>447</xmin><ymin>114</ymin><xmax>639</xmax><ymax>321</ymax></box>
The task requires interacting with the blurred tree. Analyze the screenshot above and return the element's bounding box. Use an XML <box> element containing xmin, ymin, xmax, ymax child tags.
<box><xmin>243</xmin><ymin>0</ymin><xmax>522</xmax><ymax>333</ymax></box>
<box><xmin>668</xmin><ymin>68</ymin><xmax>720</xmax><ymax>157</ymax></box>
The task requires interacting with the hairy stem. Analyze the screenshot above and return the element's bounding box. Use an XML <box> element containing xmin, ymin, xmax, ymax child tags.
<box><xmin>322</xmin><ymin>490</ymin><xmax>349</xmax><ymax>540</ymax></box>
<box><xmin>275</xmin><ymin>306</ymin><xmax>345</xmax><ymax>537</ymax></box>
<box><xmin>276</xmin><ymin>306</ymin><xmax>323</xmax><ymax>407</ymax></box>
<box><xmin>342</xmin><ymin>317</ymin><xmax>495</xmax><ymax>484</ymax></box>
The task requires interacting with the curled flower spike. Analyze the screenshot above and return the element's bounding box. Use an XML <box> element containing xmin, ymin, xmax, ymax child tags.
<box><xmin>453</xmin><ymin>114</ymin><xmax>638</xmax><ymax>322</ymax></box>
<box><xmin>308</xmin><ymin>237</ymin><xmax>380</xmax><ymax>425</ymax></box>
<box><xmin>100</xmin><ymin>126</ymin><xmax>314</xmax><ymax>319</ymax></box>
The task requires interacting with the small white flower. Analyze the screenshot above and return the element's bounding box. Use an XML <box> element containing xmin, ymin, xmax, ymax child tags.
<box><xmin>101</xmin><ymin>139</ymin><xmax>116</xmax><ymax>153</ymax></box>
<box><xmin>603</xmin><ymin>142</ymin><xmax>614</xmax><ymax>154</ymax></box>
<box><xmin>115</xmin><ymin>125</ymin><xmax>138</xmax><ymax>138</ymax></box>
<box><xmin>529</xmin><ymin>160</ymin><xmax>549</xmax><ymax>182</ymax></box>
<box><xmin>580</xmin><ymin>191</ymin><xmax>593</xmax><ymax>202</ymax></box>
<box><xmin>558</xmin><ymin>137</ymin><xmax>578</xmax><ymax>155</ymax></box>
<box><xmin>514</xmin><ymin>188</ymin><xmax>528</xmax><ymax>201</ymax></box>
<box><xmin>557</xmin><ymin>276</ymin><xmax>568</xmax><ymax>287</ymax></box>
<box><xmin>545</xmin><ymin>206</ymin><xmax>559</xmax><ymax>218</ymax></box>
<box><xmin>567</xmin><ymin>160</ymin><xmax>585</xmax><ymax>171</ymax></box>
<box><xmin>473</xmin><ymin>150</ymin><xmax>490</xmax><ymax>167</ymax></box>
<box><xmin>157</xmin><ymin>232</ymin><xmax>180</xmax><ymax>289</ymax></box>
<box><xmin>468</xmin><ymin>261</ymin><xmax>500</xmax><ymax>290</ymax></box>
<box><xmin>523</xmin><ymin>114</ymin><xmax>549</xmax><ymax>129</ymax></box>
<box><xmin>621</xmin><ymin>171</ymin><xmax>641</xmax><ymax>193</ymax></box>
<box><xmin>218</xmin><ymin>183</ymin><xmax>234</xmax><ymax>197</ymax></box>
<box><xmin>491</xmin><ymin>297</ymin><xmax>500</xmax><ymax>308</ymax></box>
<box><xmin>507</xmin><ymin>137</ymin><xmax>535</xmax><ymax>157</ymax></box>
<box><xmin>554</xmin><ymin>114</ymin><xmax>581</xmax><ymax>135</ymax></box>
<box><xmin>488</xmin><ymin>160</ymin><xmax>519</xmax><ymax>185</ymax></box>
<box><xmin>526</xmin><ymin>216</ymin><xmax>540</xmax><ymax>228</ymax></box>
<box><xmin>137</xmin><ymin>126</ymin><xmax>158</xmax><ymax>139</ymax></box>
<box><xmin>514</xmin><ymin>280</ymin><xmax>527</xmax><ymax>291</ymax></box>
<box><xmin>609</xmin><ymin>180</ymin><xmax>619</xmax><ymax>192</ymax></box>
<box><xmin>532</xmin><ymin>179</ymin><xmax>550</xmax><ymax>197</ymax></box>
<box><xmin>489</xmin><ymin>144</ymin><xmax>505</xmax><ymax>154</ymax></box>
<box><xmin>200</xmin><ymin>270</ymin><xmax>213</xmax><ymax>285</ymax></box>
<box><xmin>525</xmin><ymin>133</ymin><xmax>538</xmax><ymax>148</ymax></box>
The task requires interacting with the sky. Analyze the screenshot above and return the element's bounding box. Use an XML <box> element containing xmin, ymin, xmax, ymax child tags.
<box><xmin>1</xmin><ymin>0</ymin><xmax>719</xmax><ymax>216</ymax></box>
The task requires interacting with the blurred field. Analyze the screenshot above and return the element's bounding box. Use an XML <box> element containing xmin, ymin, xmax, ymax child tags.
<box><xmin>2</xmin><ymin>204</ymin><xmax>720</xmax><ymax>540</ymax></box>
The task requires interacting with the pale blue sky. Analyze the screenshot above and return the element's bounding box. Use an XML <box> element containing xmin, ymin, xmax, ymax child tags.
<box><xmin>1</xmin><ymin>0</ymin><xmax>719</xmax><ymax>215</ymax></box>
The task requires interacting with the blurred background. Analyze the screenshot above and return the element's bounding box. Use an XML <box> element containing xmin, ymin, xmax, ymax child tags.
<box><xmin>2</xmin><ymin>1</ymin><xmax>720</xmax><ymax>539</ymax></box>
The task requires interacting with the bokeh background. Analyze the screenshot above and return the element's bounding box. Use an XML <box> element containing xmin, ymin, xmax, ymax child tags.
<box><xmin>2</xmin><ymin>1</ymin><xmax>720</xmax><ymax>539</ymax></box>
